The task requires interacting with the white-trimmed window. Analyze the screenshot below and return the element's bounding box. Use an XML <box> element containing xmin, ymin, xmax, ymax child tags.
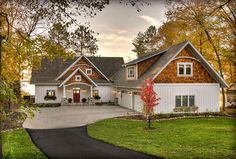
<box><xmin>175</xmin><ymin>95</ymin><xmax>195</xmax><ymax>107</ymax></box>
<box><xmin>127</xmin><ymin>66</ymin><xmax>135</xmax><ymax>79</ymax></box>
<box><xmin>86</xmin><ymin>69</ymin><xmax>92</xmax><ymax>75</ymax></box>
<box><xmin>75</xmin><ymin>75</ymin><xmax>81</xmax><ymax>81</ymax></box>
<box><xmin>177</xmin><ymin>62</ymin><xmax>193</xmax><ymax>76</ymax></box>
<box><xmin>46</xmin><ymin>90</ymin><xmax>55</xmax><ymax>97</ymax></box>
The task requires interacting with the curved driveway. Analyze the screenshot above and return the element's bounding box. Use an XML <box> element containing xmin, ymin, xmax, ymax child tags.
<box><xmin>23</xmin><ymin>105</ymin><xmax>138</xmax><ymax>129</ymax></box>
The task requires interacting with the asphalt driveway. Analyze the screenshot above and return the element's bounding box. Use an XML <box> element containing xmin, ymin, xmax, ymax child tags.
<box><xmin>27</xmin><ymin>126</ymin><xmax>162</xmax><ymax>159</ymax></box>
<box><xmin>23</xmin><ymin>105</ymin><xmax>138</xmax><ymax>129</ymax></box>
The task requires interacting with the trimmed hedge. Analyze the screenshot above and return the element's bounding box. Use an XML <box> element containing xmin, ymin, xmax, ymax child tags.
<box><xmin>32</xmin><ymin>103</ymin><xmax>61</xmax><ymax>108</ymax></box>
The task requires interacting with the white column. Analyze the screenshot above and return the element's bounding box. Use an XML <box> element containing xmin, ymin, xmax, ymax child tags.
<box><xmin>90</xmin><ymin>85</ymin><xmax>93</xmax><ymax>97</ymax></box>
<box><xmin>63</xmin><ymin>85</ymin><xmax>66</xmax><ymax>98</ymax></box>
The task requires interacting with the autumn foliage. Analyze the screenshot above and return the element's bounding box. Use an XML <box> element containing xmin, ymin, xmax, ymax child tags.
<box><xmin>141</xmin><ymin>77</ymin><xmax>160</xmax><ymax>115</ymax></box>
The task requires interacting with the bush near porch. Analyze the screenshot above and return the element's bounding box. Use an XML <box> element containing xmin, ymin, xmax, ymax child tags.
<box><xmin>88</xmin><ymin>117</ymin><xmax>236</xmax><ymax>159</ymax></box>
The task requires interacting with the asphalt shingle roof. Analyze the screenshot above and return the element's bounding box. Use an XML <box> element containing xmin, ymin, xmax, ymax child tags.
<box><xmin>31</xmin><ymin>56</ymin><xmax>124</xmax><ymax>84</ymax></box>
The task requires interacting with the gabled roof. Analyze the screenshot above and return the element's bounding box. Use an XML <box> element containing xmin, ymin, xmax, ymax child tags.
<box><xmin>59</xmin><ymin>67</ymin><xmax>97</xmax><ymax>87</ymax></box>
<box><xmin>113</xmin><ymin>41</ymin><xmax>228</xmax><ymax>88</ymax></box>
<box><xmin>31</xmin><ymin>56</ymin><xmax>124</xmax><ymax>85</ymax></box>
<box><xmin>124</xmin><ymin>48</ymin><xmax>168</xmax><ymax>66</ymax></box>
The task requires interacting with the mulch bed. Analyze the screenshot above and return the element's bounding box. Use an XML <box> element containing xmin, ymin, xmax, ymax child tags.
<box><xmin>117</xmin><ymin>112</ymin><xmax>231</xmax><ymax>121</ymax></box>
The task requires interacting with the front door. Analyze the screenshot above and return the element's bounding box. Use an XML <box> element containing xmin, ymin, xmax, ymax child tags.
<box><xmin>73</xmin><ymin>88</ymin><xmax>80</xmax><ymax>103</ymax></box>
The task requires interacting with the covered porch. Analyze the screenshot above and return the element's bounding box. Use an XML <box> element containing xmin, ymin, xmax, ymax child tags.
<box><xmin>61</xmin><ymin>82</ymin><xmax>94</xmax><ymax>104</ymax></box>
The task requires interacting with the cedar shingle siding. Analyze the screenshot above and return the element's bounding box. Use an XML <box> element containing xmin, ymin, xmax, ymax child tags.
<box><xmin>154</xmin><ymin>49</ymin><xmax>217</xmax><ymax>83</ymax></box>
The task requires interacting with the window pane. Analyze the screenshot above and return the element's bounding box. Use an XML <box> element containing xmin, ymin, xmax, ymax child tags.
<box><xmin>128</xmin><ymin>67</ymin><xmax>135</xmax><ymax>78</ymax></box>
<box><xmin>47</xmin><ymin>90</ymin><xmax>55</xmax><ymax>96</ymax></box>
<box><xmin>175</xmin><ymin>96</ymin><xmax>181</xmax><ymax>107</ymax></box>
<box><xmin>186</xmin><ymin>64</ymin><xmax>192</xmax><ymax>75</ymax></box>
<box><xmin>189</xmin><ymin>95</ymin><xmax>195</xmax><ymax>106</ymax></box>
<box><xmin>182</xmin><ymin>95</ymin><xmax>188</xmax><ymax>106</ymax></box>
<box><xmin>179</xmin><ymin>64</ymin><xmax>184</xmax><ymax>75</ymax></box>
<box><xmin>93</xmin><ymin>90</ymin><xmax>99</xmax><ymax>97</ymax></box>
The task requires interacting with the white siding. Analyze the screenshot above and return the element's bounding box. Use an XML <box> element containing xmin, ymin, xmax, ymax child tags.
<box><xmin>134</xmin><ymin>95</ymin><xmax>143</xmax><ymax>112</ymax></box>
<box><xmin>121</xmin><ymin>93</ymin><xmax>132</xmax><ymax>109</ymax></box>
<box><xmin>153</xmin><ymin>83</ymin><xmax>220</xmax><ymax>113</ymax></box>
<box><xmin>94</xmin><ymin>86</ymin><xmax>113</xmax><ymax>102</ymax></box>
<box><xmin>35</xmin><ymin>85</ymin><xmax>62</xmax><ymax>103</ymax></box>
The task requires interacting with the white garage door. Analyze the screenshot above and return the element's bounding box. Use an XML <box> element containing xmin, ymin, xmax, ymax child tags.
<box><xmin>121</xmin><ymin>93</ymin><xmax>132</xmax><ymax>109</ymax></box>
<box><xmin>134</xmin><ymin>95</ymin><xmax>143</xmax><ymax>112</ymax></box>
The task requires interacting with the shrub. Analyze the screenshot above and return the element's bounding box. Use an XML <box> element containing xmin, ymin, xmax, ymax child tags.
<box><xmin>68</xmin><ymin>98</ymin><xmax>72</xmax><ymax>103</ymax></box>
<box><xmin>82</xmin><ymin>98</ymin><xmax>87</xmax><ymax>103</ymax></box>
<box><xmin>32</xmin><ymin>103</ymin><xmax>61</xmax><ymax>107</ymax></box>
<box><xmin>44</xmin><ymin>96</ymin><xmax>57</xmax><ymax>100</ymax></box>
<box><xmin>173</xmin><ymin>106</ymin><xmax>198</xmax><ymax>112</ymax></box>
<box><xmin>95</xmin><ymin>102</ymin><xmax>102</xmax><ymax>106</ymax></box>
<box><xmin>94</xmin><ymin>95</ymin><xmax>101</xmax><ymax>100</ymax></box>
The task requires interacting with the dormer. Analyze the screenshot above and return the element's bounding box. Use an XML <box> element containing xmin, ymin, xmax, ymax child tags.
<box><xmin>126</xmin><ymin>65</ymin><xmax>137</xmax><ymax>80</ymax></box>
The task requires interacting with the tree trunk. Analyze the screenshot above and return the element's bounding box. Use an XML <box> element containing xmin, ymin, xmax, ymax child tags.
<box><xmin>198</xmin><ymin>21</ymin><xmax>226</xmax><ymax>111</ymax></box>
<box><xmin>148</xmin><ymin>116</ymin><xmax>151</xmax><ymax>129</ymax></box>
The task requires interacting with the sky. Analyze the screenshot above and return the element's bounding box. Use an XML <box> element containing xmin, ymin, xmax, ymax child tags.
<box><xmin>79</xmin><ymin>0</ymin><xmax>167</xmax><ymax>62</ymax></box>
<box><xmin>22</xmin><ymin>0</ymin><xmax>167</xmax><ymax>95</ymax></box>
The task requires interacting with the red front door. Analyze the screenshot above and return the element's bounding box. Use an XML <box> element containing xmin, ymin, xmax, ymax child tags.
<box><xmin>73</xmin><ymin>88</ymin><xmax>80</xmax><ymax>103</ymax></box>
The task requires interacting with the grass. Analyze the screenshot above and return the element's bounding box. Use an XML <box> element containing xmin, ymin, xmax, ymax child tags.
<box><xmin>88</xmin><ymin>117</ymin><xmax>236</xmax><ymax>159</ymax></box>
<box><xmin>2</xmin><ymin>129</ymin><xmax>47</xmax><ymax>159</ymax></box>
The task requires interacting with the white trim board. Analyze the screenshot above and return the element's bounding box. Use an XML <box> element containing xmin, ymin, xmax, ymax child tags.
<box><xmin>56</xmin><ymin>56</ymin><xmax>83</xmax><ymax>81</ymax></box>
<box><xmin>59</xmin><ymin>67</ymin><xmax>97</xmax><ymax>87</ymax></box>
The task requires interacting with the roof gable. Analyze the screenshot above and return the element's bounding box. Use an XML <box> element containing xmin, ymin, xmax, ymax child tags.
<box><xmin>56</xmin><ymin>55</ymin><xmax>110</xmax><ymax>81</ymax></box>
<box><xmin>152</xmin><ymin>41</ymin><xmax>228</xmax><ymax>87</ymax></box>
<box><xmin>59</xmin><ymin>67</ymin><xmax>97</xmax><ymax>87</ymax></box>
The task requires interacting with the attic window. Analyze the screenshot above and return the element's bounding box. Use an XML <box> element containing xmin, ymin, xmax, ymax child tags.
<box><xmin>127</xmin><ymin>66</ymin><xmax>135</xmax><ymax>79</ymax></box>
<box><xmin>177</xmin><ymin>62</ymin><xmax>193</xmax><ymax>77</ymax></box>
<box><xmin>75</xmin><ymin>75</ymin><xmax>81</xmax><ymax>81</ymax></box>
<box><xmin>86</xmin><ymin>69</ymin><xmax>92</xmax><ymax>75</ymax></box>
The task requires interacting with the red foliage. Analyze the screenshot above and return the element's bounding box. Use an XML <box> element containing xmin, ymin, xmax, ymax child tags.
<box><xmin>141</xmin><ymin>77</ymin><xmax>160</xmax><ymax>114</ymax></box>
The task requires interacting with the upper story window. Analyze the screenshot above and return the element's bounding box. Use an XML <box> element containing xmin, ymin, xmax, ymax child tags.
<box><xmin>75</xmin><ymin>75</ymin><xmax>81</xmax><ymax>81</ymax></box>
<box><xmin>86</xmin><ymin>69</ymin><xmax>92</xmax><ymax>75</ymax></box>
<box><xmin>127</xmin><ymin>66</ymin><xmax>135</xmax><ymax>80</ymax></box>
<box><xmin>177</xmin><ymin>62</ymin><xmax>193</xmax><ymax>76</ymax></box>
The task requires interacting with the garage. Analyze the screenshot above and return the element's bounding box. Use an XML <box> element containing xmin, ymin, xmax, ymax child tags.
<box><xmin>133</xmin><ymin>95</ymin><xmax>143</xmax><ymax>112</ymax></box>
<box><xmin>121</xmin><ymin>93</ymin><xmax>132</xmax><ymax>109</ymax></box>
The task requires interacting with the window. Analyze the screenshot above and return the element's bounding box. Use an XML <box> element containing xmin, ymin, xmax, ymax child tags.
<box><xmin>175</xmin><ymin>95</ymin><xmax>195</xmax><ymax>107</ymax></box>
<box><xmin>175</xmin><ymin>96</ymin><xmax>182</xmax><ymax>107</ymax></box>
<box><xmin>46</xmin><ymin>90</ymin><xmax>55</xmax><ymax>97</ymax></box>
<box><xmin>75</xmin><ymin>75</ymin><xmax>81</xmax><ymax>81</ymax></box>
<box><xmin>177</xmin><ymin>62</ymin><xmax>193</xmax><ymax>76</ymax></box>
<box><xmin>127</xmin><ymin>66</ymin><xmax>135</xmax><ymax>79</ymax></box>
<box><xmin>86</xmin><ymin>69</ymin><xmax>92</xmax><ymax>75</ymax></box>
<box><xmin>93</xmin><ymin>90</ymin><xmax>99</xmax><ymax>97</ymax></box>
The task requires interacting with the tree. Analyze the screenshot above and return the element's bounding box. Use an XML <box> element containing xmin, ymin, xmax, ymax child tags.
<box><xmin>165</xmin><ymin>0</ymin><xmax>236</xmax><ymax>111</ymax></box>
<box><xmin>140</xmin><ymin>78</ymin><xmax>160</xmax><ymax>129</ymax></box>
<box><xmin>132</xmin><ymin>25</ymin><xmax>158</xmax><ymax>57</ymax></box>
<box><xmin>71</xmin><ymin>25</ymin><xmax>98</xmax><ymax>56</ymax></box>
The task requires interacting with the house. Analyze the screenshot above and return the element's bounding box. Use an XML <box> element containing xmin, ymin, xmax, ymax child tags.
<box><xmin>31</xmin><ymin>40</ymin><xmax>228</xmax><ymax>113</ymax></box>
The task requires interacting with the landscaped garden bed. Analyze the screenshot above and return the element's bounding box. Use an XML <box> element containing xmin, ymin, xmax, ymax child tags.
<box><xmin>88</xmin><ymin>117</ymin><xmax>236</xmax><ymax>159</ymax></box>
<box><xmin>117</xmin><ymin>112</ymin><xmax>230</xmax><ymax>121</ymax></box>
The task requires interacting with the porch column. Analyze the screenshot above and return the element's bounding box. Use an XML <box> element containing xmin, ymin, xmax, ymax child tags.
<box><xmin>90</xmin><ymin>85</ymin><xmax>93</xmax><ymax>97</ymax></box>
<box><xmin>63</xmin><ymin>85</ymin><xmax>66</xmax><ymax>98</ymax></box>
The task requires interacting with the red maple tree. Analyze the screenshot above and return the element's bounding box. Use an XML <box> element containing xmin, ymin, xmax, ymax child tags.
<box><xmin>141</xmin><ymin>77</ymin><xmax>160</xmax><ymax>129</ymax></box>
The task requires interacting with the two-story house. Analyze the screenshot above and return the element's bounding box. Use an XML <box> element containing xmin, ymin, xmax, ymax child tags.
<box><xmin>31</xmin><ymin>40</ymin><xmax>228</xmax><ymax>113</ymax></box>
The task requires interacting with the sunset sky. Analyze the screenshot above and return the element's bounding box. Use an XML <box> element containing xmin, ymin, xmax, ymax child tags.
<box><xmin>79</xmin><ymin>0</ymin><xmax>167</xmax><ymax>62</ymax></box>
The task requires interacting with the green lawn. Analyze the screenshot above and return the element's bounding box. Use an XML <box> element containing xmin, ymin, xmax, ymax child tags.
<box><xmin>2</xmin><ymin>129</ymin><xmax>47</xmax><ymax>159</ymax></box>
<box><xmin>88</xmin><ymin>117</ymin><xmax>236</xmax><ymax>159</ymax></box>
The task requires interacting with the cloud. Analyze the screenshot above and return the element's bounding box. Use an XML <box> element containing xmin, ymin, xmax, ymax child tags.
<box><xmin>139</xmin><ymin>15</ymin><xmax>160</xmax><ymax>26</ymax></box>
